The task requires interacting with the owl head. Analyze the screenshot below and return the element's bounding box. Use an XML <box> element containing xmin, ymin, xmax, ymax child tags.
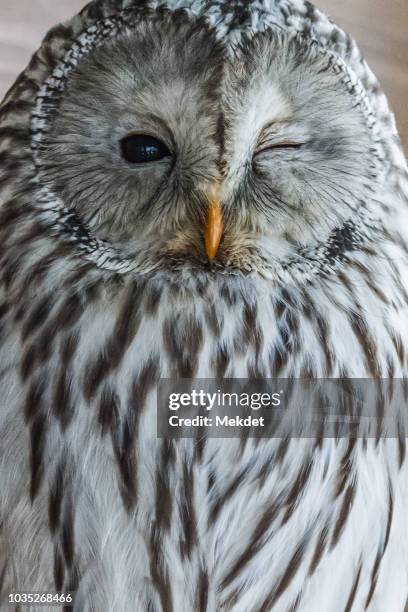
<box><xmin>8</xmin><ymin>1</ymin><xmax>407</xmax><ymax>280</ymax></box>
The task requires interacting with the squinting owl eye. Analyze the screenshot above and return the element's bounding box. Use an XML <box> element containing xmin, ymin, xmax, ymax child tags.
<box><xmin>254</xmin><ymin>141</ymin><xmax>303</xmax><ymax>157</ymax></box>
<box><xmin>120</xmin><ymin>134</ymin><xmax>171</xmax><ymax>164</ymax></box>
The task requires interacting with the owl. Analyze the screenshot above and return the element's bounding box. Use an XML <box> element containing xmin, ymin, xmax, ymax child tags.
<box><xmin>1</xmin><ymin>0</ymin><xmax>408</xmax><ymax>610</ymax></box>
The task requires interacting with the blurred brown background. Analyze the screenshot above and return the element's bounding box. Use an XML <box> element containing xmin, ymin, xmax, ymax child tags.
<box><xmin>0</xmin><ymin>0</ymin><xmax>407</xmax><ymax>150</ymax></box>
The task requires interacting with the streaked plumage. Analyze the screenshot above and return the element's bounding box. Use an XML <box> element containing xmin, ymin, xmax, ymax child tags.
<box><xmin>1</xmin><ymin>1</ymin><xmax>408</xmax><ymax>610</ymax></box>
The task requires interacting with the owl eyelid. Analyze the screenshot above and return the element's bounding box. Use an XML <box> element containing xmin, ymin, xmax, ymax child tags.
<box><xmin>254</xmin><ymin>141</ymin><xmax>304</xmax><ymax>156</ymax></box>
<box><xmin>120</xmin><ymin>130</ymin><xmax>172</xmax><ymax>150</ymax></box>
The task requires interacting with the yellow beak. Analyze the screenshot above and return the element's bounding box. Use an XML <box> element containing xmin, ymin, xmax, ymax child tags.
<box><xmin>204</xmin><ymin>192</ymin><xmax>223</xmax><ymax>261</ymax></box>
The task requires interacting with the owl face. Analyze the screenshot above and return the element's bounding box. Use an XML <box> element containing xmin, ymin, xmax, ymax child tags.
<box><xmin>40</xmin><ymin>11</ymin><xmax>378</xmax><ymax>273</ymax></box>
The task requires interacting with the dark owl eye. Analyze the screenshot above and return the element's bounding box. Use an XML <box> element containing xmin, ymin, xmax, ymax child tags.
<box><xmin>120</xmin><ymin>134</ymin><xmax>171</xmax><ymax>164</ymax></box>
